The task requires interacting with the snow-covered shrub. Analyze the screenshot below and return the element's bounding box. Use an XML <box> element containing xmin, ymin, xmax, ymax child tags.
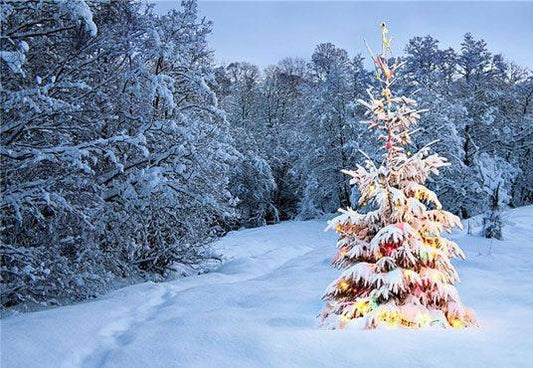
<box><xmin>475</xmin><ymin>153</ymin><xmax>520</xmax><ymax>239</ymax></box>
<box><xmin>230</xmin><ymin>153</ymin><xmax>278</xmax><ymax>227</ymax></box>
<box><xmin>1</xmin><ymin>0</ymin><xmax>237</xmax><ymax>308</ymax></box>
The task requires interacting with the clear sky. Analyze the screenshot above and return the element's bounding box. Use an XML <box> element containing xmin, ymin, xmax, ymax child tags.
<box><xmin>153</xmin><ymin>1</ymin><xmax>533</xmax><ymax>68</ymax></box>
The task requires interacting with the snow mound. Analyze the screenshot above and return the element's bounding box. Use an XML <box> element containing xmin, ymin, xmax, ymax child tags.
<box><xmin>2</xmin><ymin>207</ymin><xmax>533</xmax><ymax>368</ymax></box>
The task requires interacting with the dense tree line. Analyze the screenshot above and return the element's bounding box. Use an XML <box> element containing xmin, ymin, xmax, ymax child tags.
<box><xmin>218</xmin><ymin>35</ymin><xmax>532</xmax><ymax>226</ymax></box>
<box><xmin>1</xmin><ymin>0</ymin><xmax>531</xmax><ymax>309</ymax></box>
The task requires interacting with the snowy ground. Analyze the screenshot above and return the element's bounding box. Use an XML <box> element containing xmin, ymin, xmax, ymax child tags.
<box><xmin>2</xmin><ymin>207</ymin><xmax>533</xmax><ymax>368</ymax></box>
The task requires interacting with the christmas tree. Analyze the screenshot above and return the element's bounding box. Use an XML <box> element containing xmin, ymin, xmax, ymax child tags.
<box><xmin>321</xmin><ymin>23</ymin><xmax>477</xmax><ymax>329</ymax></box>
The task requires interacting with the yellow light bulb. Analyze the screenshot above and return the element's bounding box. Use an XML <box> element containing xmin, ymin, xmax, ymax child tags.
<box><xmin>417</xmin><ymin>313</ymin><xmax>431</xmax><ymax>327</ymax></box>
<box><xmin>450</xmin><ymin>318</ymin><xmax>464</xmax><ymax>328</ymax></box>
<box><xmin>356</xmin><ymin>300</ymin><xmax>371</xmax><ymax>315</ymax></box>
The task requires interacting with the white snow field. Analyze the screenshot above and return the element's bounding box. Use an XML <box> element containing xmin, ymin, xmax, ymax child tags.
<box><xmin>2</xmin><ymin>207</ymin><xmax>533</xmax><ymax>368</ymax></box>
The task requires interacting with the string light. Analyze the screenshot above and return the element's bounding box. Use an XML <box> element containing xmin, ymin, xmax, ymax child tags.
<box><xmin>355</xmin><ymin>300</ymin><xmax>372</xmax><ymax>315</ymax></box>
<box><xmin>338</xmin><ymin>280</ymin><xmax>349</xmax><ymax>291</ymax></box>
<box><xmin>381</xmin><ymin>241</ymin><xmax>398</xmax><ymax>256</ymax></box>
<box><xmin>379</xmin><ymin>311</ymin><xmax>402</xmax><ymax>327</ymax></box>
<box><xmin>449</xmin><ymin>318</ymin><xmax>464</xmax><ymax>329</ymax></box>
<box><xmin>321</xmin><ymin>22</ymin><xmax>477</xmax><ymax>331</ymax></box>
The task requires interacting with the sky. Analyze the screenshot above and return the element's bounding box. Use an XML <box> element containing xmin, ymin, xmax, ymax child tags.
<box><xmin>153</xmin><ymin>1</ymin><xmax>533</xmax><ymax>68</ymax></box>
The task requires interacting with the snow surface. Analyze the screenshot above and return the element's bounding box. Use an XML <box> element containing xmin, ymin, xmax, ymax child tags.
<box><xmin>2</xmin><ymin>207</ymin><xmax>533</xmax><ymax>368</ymax></box>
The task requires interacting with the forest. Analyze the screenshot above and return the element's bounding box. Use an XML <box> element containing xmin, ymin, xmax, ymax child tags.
<box><xmin>1</xmin><ymin>0</ymin><xmax>532</xmax><ymax>309</ymax></box>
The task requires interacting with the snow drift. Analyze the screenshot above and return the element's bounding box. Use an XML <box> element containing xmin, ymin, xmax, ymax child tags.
<box><xmin>1</xmin><ymin>207</ymin><xmax>532</xmax><ymax>368</ymax></box>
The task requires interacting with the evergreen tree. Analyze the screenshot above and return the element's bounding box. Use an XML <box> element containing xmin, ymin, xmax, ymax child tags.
<box><xmin>321</xmin><ymin>24</ymin><xmax>477</xmax><ymax>329</ymax></box>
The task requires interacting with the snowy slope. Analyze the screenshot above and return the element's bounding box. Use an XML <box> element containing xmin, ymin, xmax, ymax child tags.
<box><xmin>2</xmin><ymin>207</ymin><xmax>533</xmax><ymax>368</ymax></box>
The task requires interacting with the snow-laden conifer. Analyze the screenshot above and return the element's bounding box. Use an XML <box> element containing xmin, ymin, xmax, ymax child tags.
<box><xmin>321</xmin><ymin>24</ymin><xmax>477</xmax><ymax>329</ymax></box>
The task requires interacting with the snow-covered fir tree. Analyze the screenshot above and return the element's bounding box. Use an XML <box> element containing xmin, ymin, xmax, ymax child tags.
<box><xmin>321</xmin><ymin>24</ymin><xmax>477</xmax><ymax>329</ymax></box>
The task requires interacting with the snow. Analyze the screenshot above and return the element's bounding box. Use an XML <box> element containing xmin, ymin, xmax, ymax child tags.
<box><xmin>2</xmin><ymin>207</ymin><xmax>533</xmax><ymax>368</ymax></box>
<box><xmin>56</xmin><ymin>0</ymin><xmax>97</xmax><ymax>37</ymax></box>
<box><xmin>0</xmin><ymin>49</ymin><xmax>26</xmax><ymax>75</ymax></box>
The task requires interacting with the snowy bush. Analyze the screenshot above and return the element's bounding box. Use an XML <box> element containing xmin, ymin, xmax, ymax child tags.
<box><xmin>1</xmin><ymin>0</ymin><xmax>237</xmax><ymax>308</ymax></box>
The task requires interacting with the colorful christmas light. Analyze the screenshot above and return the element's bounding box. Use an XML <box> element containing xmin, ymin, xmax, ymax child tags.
<box><xmin>320</xmin><ymin>23</ymin><xmax>478</xmax><ymax>330</ymax></box>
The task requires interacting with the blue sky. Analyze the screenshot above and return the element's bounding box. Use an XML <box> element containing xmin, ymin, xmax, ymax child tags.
<box><xmin>153</xmin><ymin>1</ymin><xmax>533</xmax><ymax>68</ymax></box>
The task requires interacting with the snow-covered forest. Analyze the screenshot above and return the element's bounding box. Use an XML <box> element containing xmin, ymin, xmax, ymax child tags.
<box><xmin>1</xmin><ymin>0</ymin><xmax>532</xmax><ymax>312</ymax></box>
